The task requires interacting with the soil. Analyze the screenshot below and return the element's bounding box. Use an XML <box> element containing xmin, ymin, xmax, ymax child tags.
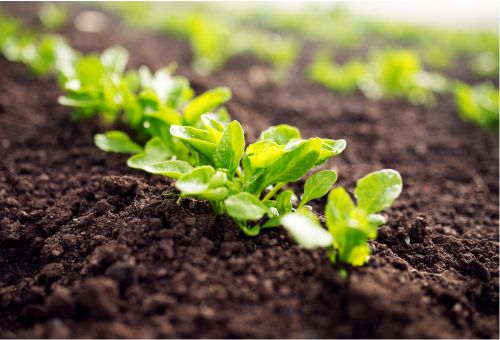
<box><xmin>0</xmin><ymin>4</ymin><xmax>498</xmax><ymax>339</ymax></box>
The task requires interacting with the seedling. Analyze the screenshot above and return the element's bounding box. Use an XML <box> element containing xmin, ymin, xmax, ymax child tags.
<box><xmin>142</xmin><ymin>121</ymin><xmax>346</xmax><ymax>235</ymax></box>
<box><xmin>454</xmin><ymin>82</ymin><xmax>499</xmax><ymax>132</ymax></box>
<box><xmin>307</xmin><ymin>51</ymin><xmax>365</xmax><ymax>94</ymax></box>
<box><xmin>282</xmin><ymin>169</ymin><xmax>402</xmax><ymax>267</ymax></box>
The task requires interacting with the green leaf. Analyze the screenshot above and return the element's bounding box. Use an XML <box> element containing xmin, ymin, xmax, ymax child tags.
<box><xmin>225</xmin><ymin>192</ymin><xmax>269</xmax><ymax>221</ymax></box>
<box><xmin>368</xmin><ymin>213</ymin><xmax>387</xmax><ymax>229</ymax></box>
<box><xmin>143</xmin><ymin>160</ymin><xmax>193</xmax><ymax>179</ymax></box>
<box><xmin>94</xmin><ymin>131</ymin><xmax>143</xmax><ymax>154</ymax></box>
<box><xmin>316</xmin><ymin>139</ymin><xmax>347</xmax><ymax>165</ymax></box>
<box><xmin>245</xmin><ymin>138</ymin><xmax>322</xmax><ymax>194</ymax></box>
<box><xmin>346</xmin><ymin>243</ymin><xmax>371</xmax><ymax>267</ymax></box>
<box><xmin>276</xmin><ymin>189</ymin><xmax>293</xmax><ymax>214</ymax></box>
<box><xmin>354</xmin><ymin>169</ymin><xmax>403</xmax><ymax>214</ymax></box>
<box><xmin>325</xmin><ymin>187</ymin><xmax>354</xmax><ymax>234</ymax></box>
<box><xmin>127</xmin><ymin>137</ymin><xmax>173</xmax><ymax>169</ymax></box>
<box><xmin>201</xmin><ymin>113</ymin><xmax>225</xmax><ymax>140</ymax></box>
<box><xmin>176</xmin><ymin>166</ymin><xmax>228</xmax><ymax>200</ymax></box>
<box><xmin>213</xmin><ymin>120</ymin><xmax>245</xmax><ymax>178</ymax></box>
<box><xmin>183</xmin><ymin>87</ymin><xmax>231</xmax><ymax>125</ymax></box>
<box><xmin>170</xmin><ymin>125</ymin><xmax>217</xmax><ymax>161</ymax></box>
<box><xmin>299</xmin><ymin>170</ymin><xmax>338</xmax><ymax>208</ymax></box>
<box><xmin>245</xmin><ymin>140</ymin><xmax>286</xmax><ymax>169</ymax></box>
<box><xmin>259</xmin><ymin>124</ymin><xmax>301</xmax><ymax>145</ymax></box>
<box><xmin>281</xmin><ymin>213</ymin><xmax>333</xmax><ymax>249</ymax></box>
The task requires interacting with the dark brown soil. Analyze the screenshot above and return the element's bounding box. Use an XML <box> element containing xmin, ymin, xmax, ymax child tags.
<box><xmin>0</xmin><ymin>4</ymin><xmax>498</xmax><ymax>339</ymax></box>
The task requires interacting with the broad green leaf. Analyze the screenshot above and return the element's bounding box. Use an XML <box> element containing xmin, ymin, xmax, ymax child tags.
<box><xmin>299</xmin><ymin>170</ymin><xmax>338</xmax><ymax>208</ymax></box>
<box><xmin>316</xmin><ymin>139</ymin><xmax>347</xmax><ymax>165</ymax></box>
<box><xmin>259</xmin><ymin>124</ymin><xmax>301</xmax><ymax>145</ymax></box>
<box><xmin>183</xmin><ymin>87</ymin><xmax>231</xmax><ymax>125</ymax></box>
<box><xmin>245</xmin><ymin>140</ymin><xmax>285</xmax><ymax>169</ymax></box>
<box><xmin>245</xmin><ymin>138</ymin><xmax>322</xmax><ymax>194</ymax></box>
<box><xmin>143</xmin><ymin>160</ymin><xmax>193</xmax><ymax>179</ymax></box>
<box><xmin>354</xmin><ymin>169</ymin><xmax>403</xmax><ymax>214</ymax></box>
<box><xmin>143</xmin><ymin>107</ymin><xmax>182</xmax><ymax>126</ymax></box>
<box><xmin>281</xmin><ymin>213</ymin><xmax>333</xmax><ymax>249</ymax></box>
<box><xmin>176</xmin><ymin>166</ymin><xmax>227</xmax><ymax>200</ymax></box>
<box><xmin>213</xmin><ymin>120</ymin><xmax>245</xmax><ymax>178</ymax></box>
<box><xmin>176</xmin><ymin>166</ymin><xmax>215</xmax><ymax>194</ymax></box>
<box><xmin>127</xmin><ymin>137</ymin><xmax>173</xmax><ymax>169</ymax></box>
<box><xmin>325</xmin><ymin>187</ymin><xmax>354</xmax><ymax>234</ymax></box>
<box><xmin>170</xmin><ymin>125</ymin><xmax>217</xmax><ymax>160</ymax></box>
<box><xmin>225</xmin><ymin>192</ymin><xmax>269</xmax><ymax>221</ymax></box>
<box><xmin>94</xmin><ymin>131</ymin><xmax>142</xmax><ymax>154</ymax></box>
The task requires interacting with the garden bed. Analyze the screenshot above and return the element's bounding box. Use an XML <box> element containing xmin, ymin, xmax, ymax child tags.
<box><xmin>0</xmin><ymin>5</ymin><xmax>498</xmax><ymax>338</ymax></box>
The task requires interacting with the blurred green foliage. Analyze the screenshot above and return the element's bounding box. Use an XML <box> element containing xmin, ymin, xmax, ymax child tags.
<box><xmin>454</xmin><ymin>82</ymin><xmax>499</xmax><ymax>132</ymax></box>
<box><xmin>106</xmin><ymin>3</ymin><xmax>299</xmax><ymax>77</ymax></box>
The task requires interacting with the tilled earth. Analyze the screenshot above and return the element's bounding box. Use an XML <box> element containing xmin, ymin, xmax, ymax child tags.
<box><xmin>0</xmin><ymin>5</ymin><xmax>498</xmax><ymax>338</ymax></box>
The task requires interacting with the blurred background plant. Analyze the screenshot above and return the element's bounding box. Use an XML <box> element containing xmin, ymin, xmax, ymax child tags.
<box><xmin>0</xmin><ymin>1</ymin><xmax>497</xmax><ymax>132</ymax></box>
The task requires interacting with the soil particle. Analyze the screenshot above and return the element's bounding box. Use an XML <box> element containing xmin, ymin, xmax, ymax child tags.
<box><xmin>76</xmin><ymin>277</ymin><xmax>120</xmax><ymax>320</ymax></box>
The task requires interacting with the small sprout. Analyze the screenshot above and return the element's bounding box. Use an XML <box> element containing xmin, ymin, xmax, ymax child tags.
<box><xmin>282</xmin><ymin>169</ymin><xmax>403</xmax><ymax>267</ymax></box>
<box><xmin>454</xmin><ymin>81</ymin><xmax>499</xmax><ymax>132</ymax></box>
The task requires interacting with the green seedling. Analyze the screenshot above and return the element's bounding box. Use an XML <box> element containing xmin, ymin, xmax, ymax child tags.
<box><xmin>454</xmin><ymin>82</ymin><xmax>499</xmax><ymax>132</ymax></box>
<box><xmin>282</xmin><ymin>169</ymin><xmax>402</xmax><ymax>267</ymax></box>
<box><xmin>307</xmin><ymin>52</ymin><xmax>365</xmax><ymax>94</ymax></box>
<box><xmin>138</xmin><ymin>120</ymin><xmax>346</xmax><ymax>235</ymax></box>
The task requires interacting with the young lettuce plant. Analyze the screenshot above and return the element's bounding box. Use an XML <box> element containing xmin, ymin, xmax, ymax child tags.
<box><xmin>307</xmin><ymin>51</ymin><xmax>365</xmax><ymax>94</ymax></box>
<box><xmin>282</xmin><ymin>169</ymin><xmax>402</xmax><ymax>267</ymax></box>
<box><xmin>140</xmin><ymin>120</ymin><xmax>346</xmax><ymax>235</ymax></box>
<box><xmin>454</xmin><ymin>81</ymin><xmax>499</xmax><ymax>132</ymax></box>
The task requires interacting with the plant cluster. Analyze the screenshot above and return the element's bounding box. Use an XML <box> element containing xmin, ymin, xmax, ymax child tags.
<box><xmin>108</xmin><ymin>3</ymin><xmax>498</xmax><ymax>77</ymax></box>
<box><xmin>95</xmin><ymin>3</ymin><xmax>498</xmax><ymax>131</ymax></box>
<box><xmin>0</xmin><ymin>7</ymin><xmax>404</xmax><ymax>269</ymax></box>
<box><xmin>282</xmin><ymin>169</ymin><xmax>402</xmax><ymax>267</ymax></box>
<box><xmin>106</xmin><ymin>3</ymin><xmax>298</xmax><ymax>77</ymax></box>
<box><xmin>307</xmin><ymin>49</ymin><xmax>499</xmax><ymax>132</ymax></box>
<box><xmin>308</xmin><ymin>49</ymin><xmax>449</xmax><ymax>106</ymax></box>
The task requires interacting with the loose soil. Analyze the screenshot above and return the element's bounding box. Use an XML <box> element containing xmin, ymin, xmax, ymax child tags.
<box><xmin>0</xmin><ymin>4</ymin><xmax>498</xmax><ymax>338</ymax></box>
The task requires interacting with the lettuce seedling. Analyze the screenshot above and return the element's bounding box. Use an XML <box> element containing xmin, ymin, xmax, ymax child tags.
<box><xmin>360</xmin><ymin>49</ymin><xmax>438</xmax><ymax>105</ymax></box>
<box><xmin>454</xmin><ymin>81</ymin><xmax>499</xmax><ymax>132</ymax></box>
<box><xmin>139</xmin><ymin>119</ymin><xmax>345</xmax><ymax>235</ymax></box>
<box><xmin>307</xmin><ymin>51</ymin><xmax>365</xmax><ymax>94</ymax></box>
<box><xmin>282</xmin><ymin>169</ymin><xmax>402</xmax><ymax>267</ymax></box>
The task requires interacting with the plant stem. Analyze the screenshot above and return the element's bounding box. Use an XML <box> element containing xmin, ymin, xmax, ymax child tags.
<box><xmin>211</xmin><ymin>201</ymin><xmax>225</xmax><ymax>215</ymax></box>
<box><xmin>262</xmin><ymin>182</ymin><xmax>286</xmax><ymax>201</ymax></box>
<box><xmin>240</xmin><ymin>224</ymin><xmax>261</xmax><ymax>236</ymax></box>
